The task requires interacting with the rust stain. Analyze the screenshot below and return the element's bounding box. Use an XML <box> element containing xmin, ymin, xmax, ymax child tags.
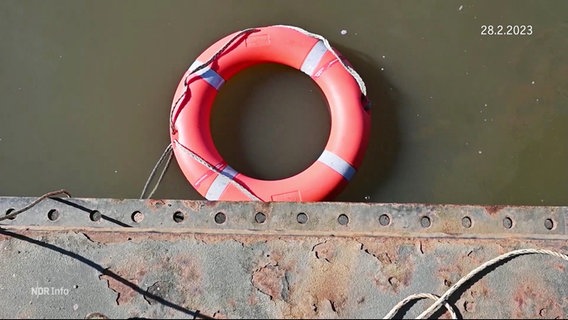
<box><xmin>439</xmin><ymin>219</ymin><xmax>461</xmax><ymax>236</ymax></box>
<box><xmin>181</xmin><ymin>200</ymin><xmax>204</xmax><ymax>212</ymax></box>
<box><xmin>437</xmin><ymin>247</ymin><xmax>491</xmax><ymax>304</ymax></box>
<box><xmin>80</xmin><ymin>232</ymin><xmax>139</xmax><ymax>244</ymax></box>
<box><xmin>463</xmin><ymin>300</ymin><xmax>476</xmax><ymax>313</ymax></box>
<box><xmin>513</xmin><ymin>282</ymin><xmax>564</xmax><ymax>319</ymax></box>
<box><xmin>485</xmin><ymin>205</ymin><xmax>506</xmax><ymax>216</ymax></box>
<box><xmin>194</xmin><ymin>234</ymin><xmax>263</xmax><ymax>246</ymax></box>
<box><xmin>359</xmin><ymin>238</ymin><xmax>415</xmax><ymax>293</ymax></box>
<box><xmin>171</xmin><ymin>255</ymin><xmax>202</xmax><ymax>290</ymax></box>
<box><xmin>553</xmin><ymin>263</ymin><xmax>565</xmax><ymax>272</ymax></box>
<box><xmin>253</xmin><ymin>202</ymin><xmax>274</xmax><ymax>215</ymax></box>
<box><xmin>76</xmin><ymin>231</ymin><xmax>271</xmax><ymax>245</ymax></box>
<box><xmin>150</xmin><ymin>253</ymin><xmax>204</xmax><ymax>307</ymax></box>
<box><xmin>468</xmin><ymin>284</ymin><xmax>490</xmax><ymax>299</ymax></box>
<box><xmin>312</xmin><ymin>241</ymin><xmax>336</xmax><ymax>262</ymax></box>
<box><xmin>4</xmin><ymin>229</ymin><xmax>568</xmax><ymax>318</ymax></box>
<box><xmin>248</xmin><ymin>293</ymin><xmax>259</xmax><ymax>305</ymax></box>
<box><xmin>147</xmin><ymin>199</ymin><xmax>166</xmax><ymax>211</ymax></box>
<box><xmin>97</xmin><ymin>255</ymin><xmax>150</xmax><ymax>306</ymax></box>
<box><xmin>251</xmin><ymin>243</ymin><xmax>298</xmax><ymax>306</ymax></box>
<box><xmin>251</xmin><ymin>264</ymin><xmax>287</xmax><ymax>300</ymax></box>
<box><xmin>279</xmin><ymin>239</ymin><xmax>357</xmax><ymax>318</ymax></box>
<box><xmin>99</xmin><ymin>274</ymin><xmax>139</xmax><ymax>305</ymax></box>
<box><xmin>99</xmin><ymin>250</ymin><xmax>202</xmax><ymax>310</ymax></box>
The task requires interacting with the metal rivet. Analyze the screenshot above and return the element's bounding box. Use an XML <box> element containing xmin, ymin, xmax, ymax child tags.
<box><xmin>4</xmin><ymin>208</ymin><xmax>16</xmax><ymax>220</ymax></box>
<box><xmin>131</xmin><ymin>211</ymin><xmax>144</xmax><ymax>223</ymax></box>
<box><xmin>420</xmin><ymin>216</ymin><xmax>431</xmax><ymax>228</ymax></box>
<box><xmin>214</xmin><ymin>212</ymin><xmax>226</xmax><ymax>224</ymax></box>
<box><xmin>462</xmin><ymin>216</ymin><xmax>472</xmax><ymax>228</ymax></box>
<box><xmin>255</xmin><ymin>212</ymin><xmax>266</xmax><ymax>224</ymax></box>
<box><xmin>89</xmin><ymin>210</ymin><xmax>101</xmax><ymax>222</ymax></box>
<box><xmin>544</xmin><ymin>218</ymin><xmax>554</xmax><ymax>230</ymax></box>
<box><xmin>173</xmin><ymin>211</ymin><xmax>184</xmax><ymax>223</ymax></box>
<box><xmin>337</xmin><ymin>214</ymin><xmax>349</xmax><ymax>225</ymax></box>
<box><xmin>503</xmin><ymin>217</ymin><xmax>513</xmax><ymax>229</ymax></box>
<box><xmin>47</xmin><ymin>209</ymin><xmax>59</xmax><ymax>221</ymax></box>
<box><xmin>297</xmin><ymin>212</ymin><xmax>308</xmax><ymax>224</ymax></box>
<box><xmin>379</xmin><ymin>214</ymin><xmax>391</xmax><ymax>226</ymax></box>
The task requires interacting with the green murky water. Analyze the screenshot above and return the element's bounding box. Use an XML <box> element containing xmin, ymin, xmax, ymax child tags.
<box><xmin>0</xmin><ymin>0</ymin><xmax>567</xmax><ymax>205</ymax></box>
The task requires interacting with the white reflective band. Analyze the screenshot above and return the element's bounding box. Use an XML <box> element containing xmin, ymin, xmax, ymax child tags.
<box><xmin>205</xmin><ymin>165</ymin><xmax>238</xmax><ymax>200</ymax></box>
<box><xmin>300</xmin><ymin>40</ymin><xmax>327</xmax><ymax>76</ymax></box>
<box><xmin>189</xmin><ymin>60</ymin><xmax>225</xmax><ymax>90</ymax></box>
<box><xmin>317</xmin><ymin>150</ymin><xmax>356</xmax><ymax>181</ymax></box>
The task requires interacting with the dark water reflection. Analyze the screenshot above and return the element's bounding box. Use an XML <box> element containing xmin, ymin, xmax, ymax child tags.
<box><xmin>0</xmin><ymin>0</ymin><xmax>566</xmax><ymax>205</ymax></box>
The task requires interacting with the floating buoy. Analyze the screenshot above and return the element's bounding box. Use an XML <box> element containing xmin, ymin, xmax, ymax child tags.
<box><xmin>169</xmin><ymin>25</ymin><xmax>371</xmax><ymax>201</ymax></box>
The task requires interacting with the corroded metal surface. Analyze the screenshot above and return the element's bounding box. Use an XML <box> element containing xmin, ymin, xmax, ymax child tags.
<box><xmin>1</xmin><ymin>197</ymin><xmax>567</xmax><ymax>239</ymax></box>
<box><xmin>0</xmin><ymin>197</ymin><xmax>567</xmax><ymax>319</ymax></box>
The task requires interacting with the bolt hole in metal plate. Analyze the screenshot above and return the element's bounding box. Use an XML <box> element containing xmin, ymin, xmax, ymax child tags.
<box><xmin>131</xmin><ymin>211</ymin><xmax>144</xmax><ymax>223</ymax></box>
<box><xmin>89</xmin><ymin>210</ymin><xmax>102</xmax><ymax>222</ymax></box>
<box><xmin>420</xmin><ymin>216</ymin><xmax>431</xmax><ymax>228</ymax></box>
<box><xmin>47</xmin><ymin>209</ymin><xmax>59</xmax><ymax>221</ymax></box>
<box><xmin>462</xmin><ymin>216</ymin><xmax>472</xmax><ymax>228</ymax></box>
<box><xmin>255</xmin><ymin>212</ymin><xmax>266</xmax><ymax>224</ymax></box>
<box><xmin>215</xmin><ymin>212</ymin><xmax>226</xmax><ymax>224</ymax></box>
<box><xmin>297</xmin><ymin>212</ymin><xmax>308</xmax><ymax>224</ymax></box>
<box><xmin>503</xmin><ymin>216</ymin><xmax>514</xmax><ymax>229</ymax></box>
<box><xmin>544</xmin><ymin>218</ymin><xmax>554</xmax><ymax>230</ymax></box>
<box><xmin>0</xmin><ymin>197</ymin><xmax>567</xmax><ymax>239</ymax></box>
<box><xmin>337</xmin><ymin>214</ymin><xmax>349</xmax><ymax>225</ymax></box>
<box><xmin>173</xmin><ymin>211</ymin><xmax>185</xmax><ymax>223</ymax></box>
<box><xmin>378</xmin><ymin>214</ymin><xmax>391</xmax><ymax>226</ymax></box>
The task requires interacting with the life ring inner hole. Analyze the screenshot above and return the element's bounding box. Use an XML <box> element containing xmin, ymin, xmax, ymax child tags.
<box><xmin>211</xmin><ymin>63</ymin><xmax>331</xmax><ymax>181</ymax></box>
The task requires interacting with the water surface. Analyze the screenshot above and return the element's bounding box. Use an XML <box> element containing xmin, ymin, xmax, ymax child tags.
<box><xmin>0</xmin><ymin>0</ymin><xmax>566</xmax><ymax>205</ymax></box>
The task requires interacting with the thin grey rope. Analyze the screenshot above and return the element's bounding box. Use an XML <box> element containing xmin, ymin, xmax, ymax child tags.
<box><xmin>139</xmin><ymin>143</ymin><xmax>173</xmax><ymax>199</ymax></box>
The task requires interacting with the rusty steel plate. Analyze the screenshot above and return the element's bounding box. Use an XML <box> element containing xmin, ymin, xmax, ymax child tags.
<box><xmin>0</xmin><ymin>197</ymin><xmax>567</xmax><ymax>319</ymax></box>
<box><xmin>0</xmin><ymin>197</ymin><xmax>567</xmax><ymax>239</ymax></box>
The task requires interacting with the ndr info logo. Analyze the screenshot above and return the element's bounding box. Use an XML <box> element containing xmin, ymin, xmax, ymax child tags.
<box><xmin>31</xmin><ymin>285</ymin><xmax>69</xmax><ymax>296</ymax></box>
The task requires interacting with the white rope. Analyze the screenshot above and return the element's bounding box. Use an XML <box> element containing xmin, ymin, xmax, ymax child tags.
<box><xmin>139</xmin><ymin>143</ymin><xmax>173</xmax><ymax>199</ymax></box>
<box><xmin>383</xmin><ymin>248</ymin><xmax>568</xmax><ymax>319</ymax></box>
<box><xmin>274</xmin><ymin>24</ymin><xmax>367</xmax><ymax>96</ymax></box>
<box><xmin>172</xmin><ymin>140</ymin><xmax>261</xmax><ymax>201</ymax></box>
<box><xmin>383</xmin><ymin>293</ymin><xmax>458</xmax><ymax>319</ymax></box>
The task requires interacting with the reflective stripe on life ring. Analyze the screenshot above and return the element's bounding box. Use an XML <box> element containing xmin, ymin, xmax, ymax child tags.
<box><xmin>170</xmin><ymin>25</ymin><xmax>371</xmax><ymax>202</ymax></box>
<box><xmin>188</xmin><ymin>60</ymin><xmax>225</xmax><ymax>90</ymax></box>
<box><xmin>301</xmin><ymin>40</ymin><xmax>328</xmax><ymax>76</ymax></box>
<box><xmin>205</xmin><ymin>165</ymin><xmax>238</xmax><ymax>200</ymax></box>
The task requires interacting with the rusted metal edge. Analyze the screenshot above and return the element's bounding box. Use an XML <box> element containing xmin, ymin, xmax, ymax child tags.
<box><xmin>0</xmin><ymin>197</ymin><xmax>566</xmax><ymax>240</ymax></box>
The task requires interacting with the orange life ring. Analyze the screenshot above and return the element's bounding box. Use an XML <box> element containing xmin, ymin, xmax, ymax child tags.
<box><xmin>169</xmin><ymin>25</ymin><xmax>371</xmax><ymax>201</ymax></box>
